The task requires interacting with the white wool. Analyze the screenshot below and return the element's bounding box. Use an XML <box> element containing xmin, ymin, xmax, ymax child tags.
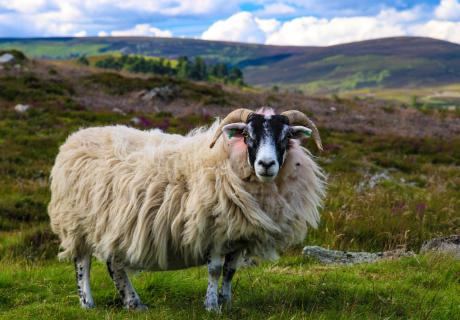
<box><xmin>48</xmin><ymin>121</ymin><xmax>325</xmax><ymax>270</ymax></box>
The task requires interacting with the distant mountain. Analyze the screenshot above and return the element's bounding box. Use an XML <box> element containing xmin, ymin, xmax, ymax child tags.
<box><xmin>243</xmin><ymin>37</ymin><xmax>460</xmax><ymax>93</ymax></box>
<box><xmin>1</xmin><ymin>36</ymin><xmax>460</xmax><ymax>93</ymax></box>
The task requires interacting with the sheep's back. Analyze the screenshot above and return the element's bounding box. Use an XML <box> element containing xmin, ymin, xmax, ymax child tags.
<box><xmin>47</xmin><ymin>126</ymin><xmax>181</xmax><ymax>261</ymax></box>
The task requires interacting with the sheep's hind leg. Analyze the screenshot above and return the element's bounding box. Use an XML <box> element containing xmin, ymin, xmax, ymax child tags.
<box><xmin>204</xmin><ymin>251</ymin><xmax>223</xmax><ymax>312</ymax></box>
<box><xmin>219</xmin><ymin>251</ymin><xmax>242</xmax><ymax>309</ymax></box>
<box><xmin>74</xmin><ymin>255</ymin><xmax>95</xmax><ymax>309</ymax></box>
<box><xmin>106</xmin><ymin>258</ymin><xmax>148</xmax><ymax>311</ymax></box>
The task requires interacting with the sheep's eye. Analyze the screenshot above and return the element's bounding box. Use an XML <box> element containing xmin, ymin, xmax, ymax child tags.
<box><xmin>243</xmin><ymin>131</ymin><xmax>249</xmax><ymax>140</ymax></box>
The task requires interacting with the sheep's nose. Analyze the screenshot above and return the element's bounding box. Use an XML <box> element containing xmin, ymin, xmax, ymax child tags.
<box><xmin>258</xmin><ymin>159</ymin><xmax>276</xmax><ymax>169</ymax></box>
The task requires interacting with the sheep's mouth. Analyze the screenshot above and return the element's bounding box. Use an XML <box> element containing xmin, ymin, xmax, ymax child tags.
<box><xmin>259</xmin><ymin>173</ymin><xmax>274</xmax><ymax>177</ymax></box>
<box><xmin>256</xmin><ymin>172</ymin><xmax>277</xmax><ymax>182</ymax></box>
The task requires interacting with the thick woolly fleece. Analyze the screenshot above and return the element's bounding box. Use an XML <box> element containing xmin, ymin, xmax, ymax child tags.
<box><xmin>48</xmin><ymin>120</ymin><xmax>325</xmax><ymax>270</ymax></box>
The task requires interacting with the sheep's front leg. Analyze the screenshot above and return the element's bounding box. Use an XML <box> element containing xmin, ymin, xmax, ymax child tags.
<box><xmin>107</xmin><ymin>258</ymin><xmax>147</xmax><ymax>311</ymax></box>
<box><xmin>74</xmin><ymin>255</ymin><xmax>95</xmax><ymax>309</ymax></box>
<box><xmin>204</xmin><ymin>251</ymin><xmax>222</xmax><ymax>312</ymax></box>
<box><xmin>219</xmin><ymin>251</ymin><xmax>242</xmax><ymax>309</ymax></box>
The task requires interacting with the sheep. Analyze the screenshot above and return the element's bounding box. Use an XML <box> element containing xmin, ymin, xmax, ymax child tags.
<box><xmin>48</xmin><ymin>107</ymin><xmax>326</xmax><ymax>311</ymax></box>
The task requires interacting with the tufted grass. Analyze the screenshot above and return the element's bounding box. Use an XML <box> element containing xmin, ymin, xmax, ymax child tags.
<box><xmin>0</xmin><ymin>254</ymin><xmax>458</xmax><ymax>319</ymax></box>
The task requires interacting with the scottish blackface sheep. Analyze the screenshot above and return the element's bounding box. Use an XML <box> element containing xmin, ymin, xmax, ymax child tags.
<box><xmin>48</xmin><ymin>107</ymin><xmax>325</xmax><ymax>311</ymax></box>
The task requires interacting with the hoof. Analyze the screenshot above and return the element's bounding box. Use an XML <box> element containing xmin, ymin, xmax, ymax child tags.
<box><xmin>126</xmin><ymin>301</ymin><xmax>148</xmax><ymax>311</ymax></box>
<box><xmin>204</xmin><ymin>299</ymin><xmax>221</xmax><ymax>313</ymax></box>
<box><xmin>218</xmin><ymin>294</ymin><xmax>232</xmax><ymax>310</ymax></box>
<box><xmin>81</xmin><ymin>302</ymin><xmax>95</xmax><ymax>309</ymax></box>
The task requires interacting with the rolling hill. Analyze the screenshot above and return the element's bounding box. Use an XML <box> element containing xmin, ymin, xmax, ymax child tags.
<box><xmin>1</xmin><ymin>36</ymin><xmax>460</xmax><ymax>93</ymax></box>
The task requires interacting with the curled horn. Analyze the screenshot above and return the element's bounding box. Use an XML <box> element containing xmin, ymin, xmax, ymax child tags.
<box><xmin>281</xmin><ymin>110</ymin><xmax>323</xmax><ymax>151</ymax></box>
<box><xmin>209</xmin><ymin>108</ymin><xmax>254</xmax><ymax>148</ymax></box>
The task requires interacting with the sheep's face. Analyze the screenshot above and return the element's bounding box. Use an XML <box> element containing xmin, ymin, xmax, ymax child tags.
<box><xmin>223</xmin><ymin>111</ymin><xmax>312</xmax><ymax>182</ymax></box>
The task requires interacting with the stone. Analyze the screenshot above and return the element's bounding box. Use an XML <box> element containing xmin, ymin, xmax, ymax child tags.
<box><xmin>0</xmin><ymin>53</ymin><xmax>14</xmax><ymax>64</ymax></box>
<box><xmin>303</xmin><ymin>246</ymin><xmax>381</xmax><ymax>264</ymax></box>
<box><xmin>141</xmin><ymin>86</ymin><xmax>175</xmax><ymax>101</ymax></box>
<box><xmin>14</xmin><ymin>104</ymin><xmax>30</xmax><ymax>113</ymax></box>
<box><xmin>112</xmin><ymin>108</ymin><xmax>126</xmax><ymax>115</ymax></box>
<box><xmin>302</xmin><ymin>246</ymin><xmax>414</xmax><ymax>265</ymax></box>
<box><xmin>357</xmin><ymin>170</ymin><xmax>391</xmax><ymax>192</ymax></box>
<box><xmin>420</xmin><ymin>235</ymin><xmax>460</xmax><ymax>258</ymax></box>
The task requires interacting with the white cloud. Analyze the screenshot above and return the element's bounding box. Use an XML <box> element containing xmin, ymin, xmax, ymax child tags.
<box><xmin>266</xmin><ymin>16</ymin><xmax>406</xmax><ymax>46</ymax></box>
<box><xmin>202</xmin><ymin>12</ymin><xmax>267</xmax><ymax>43</ymax></box>
<box><xmin>256</xmin><ymin>3</ymin><xmax>296</xmax><ymax>17</ymax></box>
<box><xmin>111</xmin><ymin>24</ymin><xmax>172</xmax><ymax>37</ymax></box>
<box><xmin>74</xmin><ymin>30</ymin><xmax>87</xmax><ymax>37</ymax></box>
<box><xmin>3</xmin><ymin>0</ymin><xmax>460</xmax><ymax>46</ymax></box>
<box><xmin>201</xmin><ymin>10</ymin><xmax>410</xmax><ymax>46</ymax></box>
<box><xmin>0</xmin><ymin>0</ymin><xmax>239</xmax><ymax>37</ymax></box>
<box><xmin>113</xmin><ymin>0</ymin><xmax>235</xmax><ymax>16</ymax></box>
<box><xmin>377</xmin><ymin>7</ymin><xmax>423</xmax><ymax>23</ymax></box>
<box><xmin>254</xmin><ymin>17</ymin><xmax>280</xmax><ymax>34</ymax></box>
<box><xmin>0</xmin><ymin>0</ymin><xmax>48</xmax><ymax>13</ymax></box>
<box><xmin>411</xmin><ymin>20</ymin><xmax>460</xmax><ymax>43</ymax></box>
<box><xmin>0</xmin><ymin>0</ymin><xmax>238</xmax><ymax>16</ymax></box>
<box><xmin>200</xmin><ymin>5</ymin><xmax>460</xmax><ymax>46</ymax></box>
<box><xmin>435</xmin><ymin>0</ymin><xmax>460</xmax><ymax>20</ymax></box>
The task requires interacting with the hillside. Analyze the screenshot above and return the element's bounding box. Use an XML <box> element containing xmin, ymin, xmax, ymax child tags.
<box><xmin>2</xmin><ymin>36</ymin><xmax>460</xmax><ymax>93</ymax></box>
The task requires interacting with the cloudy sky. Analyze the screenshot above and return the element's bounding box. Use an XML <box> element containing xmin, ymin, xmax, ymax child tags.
<box><xmin>1</xmin><ymin>0</ymin><xmax>460</xmax><ymax>46</ymax></box>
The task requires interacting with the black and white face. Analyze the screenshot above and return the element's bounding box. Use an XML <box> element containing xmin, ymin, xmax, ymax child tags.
<box><xmin>223</xmin><ymin>113</ymin><xmax>312</xmax><ymax>182</ymax></box>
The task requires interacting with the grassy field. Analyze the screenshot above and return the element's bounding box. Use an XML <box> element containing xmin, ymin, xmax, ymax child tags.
<box><xmin>340</xmin><ymin>84</ymin><xmax>460</xmax><ymax>110</ymax></box>
<box><xmin>0</xmin><ymin>53</ymin><xmax>459</xmax><ymax>318</ymax></box>
<box><xmin>1</xmin><ymin>254</ymin><xmax>459</xmax><ymax>319</ymax></box>
<box><xmin>0</xmin><ymin>41</ymin><xmax>109</xmax><ymax>59</ymax></box>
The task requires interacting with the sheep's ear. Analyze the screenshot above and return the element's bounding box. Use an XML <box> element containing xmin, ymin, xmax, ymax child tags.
<box><xmin>223</xmin><ymin>123</ymin><xmax>247</xmax><ymax>139</ymax></box>
<box><xmin>290</xmin><ymin>125</ymin><xmax>312</xmax><ymax>140</ymax></box>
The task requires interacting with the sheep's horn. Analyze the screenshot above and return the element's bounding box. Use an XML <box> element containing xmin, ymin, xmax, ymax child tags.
<box><xmin>209</xmin><ymin>108</ymin><xmax>254</xmax><ymax>148</ymax></box>
<box><xmin>281</xmin><ymin>110</ymin><xmax>323</xmax><ymax>151</ymax></box>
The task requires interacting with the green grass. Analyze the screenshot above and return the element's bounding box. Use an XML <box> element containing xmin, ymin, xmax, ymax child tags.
<box><xmin>0</xmin><ymin>42</ymin><xmax>108</xmax><ymax>59</ymax></box>
<box><xmin>340</xmin><ymin>84</ymin><xmax>460</xmax><ymax>111</ymax></box>
<box><xmin>0</xmin><ymin>254</ymin><xmax>458</xmax><ymax>319</ymax></box>
<box><xmin>86</xmin><ymin>53</ymin><xmax>179</xmax><ymax>67</ymax></box>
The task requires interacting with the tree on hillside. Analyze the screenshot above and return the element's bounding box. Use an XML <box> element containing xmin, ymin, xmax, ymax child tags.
<box><xmin>189</xmin><ymin>57</ymin><xmax>207</xmax><ymax>81</ymax></box>
<box><xmin>177</xmin><ymin>56</ymin><xmax>191</xmax><ymax>79</ymax></box>
<box><xmin>94</xmin><ymin>54</ymin><xmax>245</xmax><ymax>85</ymax></box>
<box><xmin>77</xmin><ymin>56</ymin><xmax>89</xmax><ymax>66</ymax></box>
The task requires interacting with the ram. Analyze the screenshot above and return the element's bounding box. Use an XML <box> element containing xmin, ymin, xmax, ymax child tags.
<box><xmin>48</xmin><ymin>107</ymin><xmax>325</xmax><ymax>311</ymax></box>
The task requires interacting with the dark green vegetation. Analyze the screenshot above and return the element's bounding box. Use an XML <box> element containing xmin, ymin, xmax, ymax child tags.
<box><xmin>0</xmin><ymin>52</ymin><xmax>459</xmax><ymax>318</ymax></box>
<box><xmin>2</xmin><ymin>36</ymin><xmax>460</xmax><ymax>94</ymax></box>
<box><xmin>93</xmin><ymin>54</ymin><xmax>244</xmax><ymax>84</ymax></box>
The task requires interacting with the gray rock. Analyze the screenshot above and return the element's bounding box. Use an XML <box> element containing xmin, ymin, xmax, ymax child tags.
<box><xmin>420</xmin><ymin>235</ymin><xmax>460</xmax><ymax>258</ymax></box>
<box><xmin>357</xmin><ymin>170</ymin><xmax>391</xmax><ymax>192</ymax></box>
<box><xmin>14</xmin><ymin>104</ymin><xmax>30</xmax><ymax>113</ymax></box>
<box><xmin>303</xmin><ymin>246</ymin><xmax>381</xmax><ymax>264</ymax></box>
<box><xmin>0</xmin><ymin>53</ymin><xmax>14</xmax><ymax>64</ymax></box>
<box><xmin>112</xmin><ymin>107</ymin><xmax>126</xmax><ymax>115</ymax></box>
<box><xmin>141</xmin><ymin>86</ymin><xmax>176</xmax><ymax>101</ymax></box>
<box><xmin>302</xmin><ymin>246</ymin><xmax>414</xmax><ymax>264</ymax></box>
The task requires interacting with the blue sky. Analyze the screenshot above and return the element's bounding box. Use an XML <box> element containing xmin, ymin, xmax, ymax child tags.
<box><xmin>1</xmin><ymin>0</ymin><xmax>460</xmax><ymax>45</ymax></box>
